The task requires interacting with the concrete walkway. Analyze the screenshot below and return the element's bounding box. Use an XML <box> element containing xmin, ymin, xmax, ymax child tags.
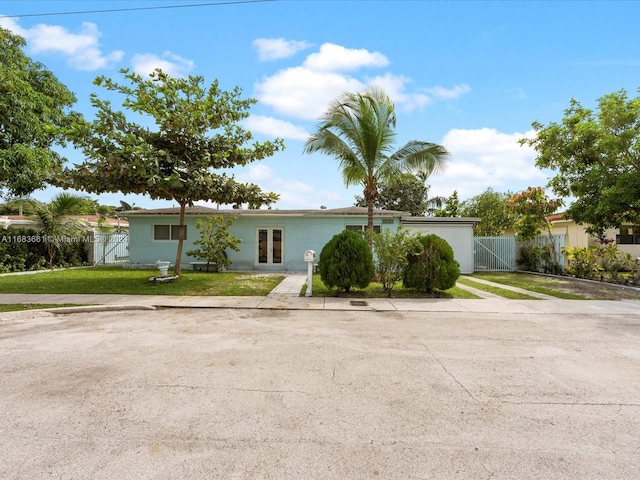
<box><xmin>0</xmin><ymin>272</ymin><xmax>638</xmax><ymax>315</ymax></box>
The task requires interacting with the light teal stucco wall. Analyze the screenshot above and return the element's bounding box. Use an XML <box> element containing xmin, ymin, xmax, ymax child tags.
<box><xmin>128</xmin><ymin>214</ymin><xmax>401</xmax><ymax>271</ymax></box>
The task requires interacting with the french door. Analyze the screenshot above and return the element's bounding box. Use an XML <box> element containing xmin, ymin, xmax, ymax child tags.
<box><xmin>257</xmin><ymin>228</ymin><xmax>283</xmax><ymax>265</ymax></box>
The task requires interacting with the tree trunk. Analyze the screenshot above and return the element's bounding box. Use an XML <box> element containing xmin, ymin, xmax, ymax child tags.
<box><xmin>47</xmin><ymin>244</ymin><xmax>55</xmax><ymax>269</ymax></box>
<box><xmin>174</xmin><ymin>202</ymin><xmax>186</xmax><ymax>276</ymax></box>
<box><xmin>367</xmin><ymin>197</ymin><xmax>375</xmax><ymax>247</ymax></box>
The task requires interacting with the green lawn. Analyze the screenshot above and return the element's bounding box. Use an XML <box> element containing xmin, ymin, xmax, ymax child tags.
<box><xmin>456</xmin><ymin>277</ymin><xmax>541</xmax><ymax>300</ymax></box>
<box><xmin>306</xmin><ymin>274</ymin><xmax>481</xmax><ymax>299</ymax></box>
<box><xmin>0</xmin><ymin>266</ymin><xmax>285</xmax><ymax>296</ymax></box>
<box><xmin>470</xmin><ymin>272</ymin><xmax>587</xmax><ymax>299</ymax></box>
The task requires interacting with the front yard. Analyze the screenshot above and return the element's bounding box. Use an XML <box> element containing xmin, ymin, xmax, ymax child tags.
<box><xmin>0</xmin><ymin>266</ymin><xmax>285</xmax><ymax>296</ymax></box>
<box><xmin>472</xmin><ymin>271</ymin><xmax>640</xmax><ymax>301</ymax></box>
<box><xmin>1</xmin><ymin>267</ymin><xmax>639</xmax><ymax>303</ymax></box>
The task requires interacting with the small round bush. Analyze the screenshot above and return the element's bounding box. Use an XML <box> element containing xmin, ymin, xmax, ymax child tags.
<box><xmin>403</xmin><ymin>234</ymin><xmax>460</xmax><ymax>294</ymax></box>
<box><xmin>318</xmin><ymin>230</ymin><xmax>374</xmax><ymax>293</ymax></box>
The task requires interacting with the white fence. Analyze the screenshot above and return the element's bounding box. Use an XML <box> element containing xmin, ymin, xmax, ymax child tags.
<box><xmin>92</xmin><ymin>232</ymin><xmax>129</xmax><ymax>265</ymax></box>
<box><xmin>474</xmin><ymin>236</ymin><xmax>516</xmax><ymax>271</ymax></box>
<box><xmin>474</xmin><ymin>234</ymin><xmax>566</xmax><ymax>272</ymax></box>
<box><xmin>531</xmin><ymin>234</ymin><xmax>566</xmax><ymax>269</ymax></box>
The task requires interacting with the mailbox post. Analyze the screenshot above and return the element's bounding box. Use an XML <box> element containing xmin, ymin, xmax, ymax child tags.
<box><xmin>304</xmin><ymin>250</ymin><xmax>316</xmax><ymax>297</ymax></box>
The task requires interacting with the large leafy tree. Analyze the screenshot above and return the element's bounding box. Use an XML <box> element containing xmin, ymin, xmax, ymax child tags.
<box><xmin>304</xmin><ymin>88</ymin><xmax>448</xmax><ymax>240</ymax></box>
<box><xmin>0</xmin><ymin>27</ymin><xmax>80</xmax><ymax>197</ymax></box>
<box><xmin>434</xmin><ymin>190</ymin><xmax>461</xmax><ymax>217</ymax></box>
<box><xmin>506</xmin><ymin>187</ymin><xmax>564</xmax><ymax>273</ymax></box>
<box><xmin>354</xmin><ymin>173</ymin><xmax>430</xmax><ymax>216</ymax></box>
<box><xmin>460</xmin><ymin>188</ymin><xmax>514</xmax><ymax>236</ymax></box>
<box><xmin>58</xmin><ymin>68</ymin><xmax>283</xmax><ymax>274</ymax></box>
<box><xmin>522</xmin><ymin>88</ymin><xmax>640</xmax><ymax>238</ymax></box>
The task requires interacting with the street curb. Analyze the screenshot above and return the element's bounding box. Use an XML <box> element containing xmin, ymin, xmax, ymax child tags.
<box><xmin>45</xmin><ymin>305</ymin><xmax>157</xmax><ymax>314</ymax></box>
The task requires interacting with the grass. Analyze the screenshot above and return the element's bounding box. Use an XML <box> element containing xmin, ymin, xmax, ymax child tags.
<box><xmin>306</xmin><ymin>274</ymin><xmax>482</xmax><ymax>299</ymax></box>
<box><xmin>0</xmin><ymin>266</ymin><xmax>285</xmax><ymax>296</ymax></box>
<box><xmin>456</xmin><ymin>277</ymin><xmax>541</xmax><ymax>300</ymax></box>
<box><xmin>470</xmin><ymin>272</ymin><xmax>587</xmax><ymax>299</ymax></box>
<box><xmin>0</xmin><ymin>303</ymin><xmax>84</xmax><ymax>313</ymax></box>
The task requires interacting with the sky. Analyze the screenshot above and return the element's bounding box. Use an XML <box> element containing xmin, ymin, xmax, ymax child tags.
<box><xmin>2</xmin><ymin>0</ymin><xmax>640</xmax><ymax>211</ymax></box>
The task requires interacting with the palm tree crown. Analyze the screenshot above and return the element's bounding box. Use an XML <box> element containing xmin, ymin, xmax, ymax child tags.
<box><xmin>304</xmin><ymin>88</ymin><xmax>449</xmax><ymax>238</ymax></box>
<box><xmin>30</xmin><ymin>193</ymin><xmax>88</xmax><ymax>268</ymax></box>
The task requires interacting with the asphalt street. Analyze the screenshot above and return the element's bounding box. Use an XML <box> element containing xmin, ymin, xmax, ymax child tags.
<box><xmin>1</xmin><ymin>305</ymin><xmax>639</xmax><ymax>479</ymax></box>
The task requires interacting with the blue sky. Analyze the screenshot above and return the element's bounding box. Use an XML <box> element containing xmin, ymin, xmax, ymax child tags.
<box><xmin>2</xmin><ymin>0</ymin><xmax>640</xmax><ymax>211</ymax></box>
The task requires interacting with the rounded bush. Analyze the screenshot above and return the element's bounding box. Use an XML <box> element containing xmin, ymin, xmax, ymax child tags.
<box><xmin>403</xmin><ymin>234</ymin><xmax>460</xmax><ymax>293</ymax></box>
<box><xmin>318</xmin><ymin>230</ymin><xmax>374</xmax><ymax>293</ymax></box>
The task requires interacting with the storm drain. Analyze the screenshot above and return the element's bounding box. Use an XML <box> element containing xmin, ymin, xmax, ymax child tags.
<box><xmin>350</xmin><ymin>300</ymin><xmax>368</xmax><ymax>307</ymax></box>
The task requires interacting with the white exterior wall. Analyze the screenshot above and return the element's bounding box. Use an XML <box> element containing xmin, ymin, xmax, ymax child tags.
<box><xmin>401</xmin><ymin>220</ymin><xmax>477</xmax><ymax>274</ymax></box>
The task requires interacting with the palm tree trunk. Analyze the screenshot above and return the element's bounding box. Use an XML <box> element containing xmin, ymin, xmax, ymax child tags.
<box><xmin>367</xmin><ymin>198</ymin><xmax>375</xmax><ymax>246</ymax></box>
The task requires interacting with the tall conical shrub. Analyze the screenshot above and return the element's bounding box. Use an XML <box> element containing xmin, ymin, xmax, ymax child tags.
<box><xmin>403</xmin><ymin>234</ymin><xmax>460</xmax><ymax>293</ymax></box>
<box><xmin>318</xmin><ymin>230</ymin><xmax>374</xmax><ymax>293</ymax></box>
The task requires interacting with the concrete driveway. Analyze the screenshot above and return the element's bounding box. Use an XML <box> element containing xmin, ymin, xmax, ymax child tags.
<box><xmin>1</xmin><ymin>307</ymin><xmax>639</xmax><ymax>479</ymax></box>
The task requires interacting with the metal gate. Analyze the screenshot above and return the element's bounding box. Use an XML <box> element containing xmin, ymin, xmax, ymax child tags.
<box><xmin>93</xmin><ymin>232</ymin><xmax>129</xmax><ymax>265</ymax></box>
<box><xmin>474</xmin><ymin>236</ymin><xmax>516</xmax><ymax>271</ymax></box>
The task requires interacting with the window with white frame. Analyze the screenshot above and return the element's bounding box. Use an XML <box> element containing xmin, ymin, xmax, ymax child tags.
<box><xmin>346</xmin><ymin>224</ymin><xmax>381</xmax><ymax>234</ymax></box>
<box><xmin>153</xmin><ymin>224</ymin><xmax>186</xmax><ymax>241</ymax></box>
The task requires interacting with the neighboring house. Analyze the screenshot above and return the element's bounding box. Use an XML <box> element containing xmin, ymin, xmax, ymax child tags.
<box><xmin>547</xmin><ymin>213</ymin><xmax>640</xmax><ymax>257</ymax></box>
<box><xmin>125</xmin><ymin>206</ymin><xmax>479</xmax><ymax>273</ymax></box>
<box><xmin>0</xmin><ymin>215</ymin><xmax>129</xmax><ymax>265</ymax></box>
<box><xmin>0</xmin><ymin>215</ymin><xmax>128</xmax><ymax>232</ymax></box>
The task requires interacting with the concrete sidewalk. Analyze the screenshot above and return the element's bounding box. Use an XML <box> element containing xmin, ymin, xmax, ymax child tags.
<box><xmin>0</xmin><ymin>272</ymin><xmax>638</xmax><ymax>315</ymax></box>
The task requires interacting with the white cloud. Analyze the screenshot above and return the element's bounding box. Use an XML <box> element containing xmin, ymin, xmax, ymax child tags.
<box><xmin>427</xmin><ymin>128</ymin><xmax>546</xmax><ymax>200</ymax></box>
<box><xmin>242</xmin><ymin>115</ymin><xmax>310</xmax><ymax>141</ymax></box>
<box><xmin>253</xmin><ymin>37</ymin><xmax>311</xmax><ymax>61</ymax></box>
<box><xmin>256</xmin><ymin>66</ymin><xmax>365</xmax><ymax>120</ymax></box>
<box><xmin>424</xmin><ymin>84</ymin><xmax>471</xmax><ymax>100</ymax></box>
<box><xmin>197</xmin><ymin>164</ymin><xmax>345</xmax><ymax>209</ymax></box>
<box><xmin>255</xmin><ymin>42</ymin><xmax>468</xmax><ymax>119</ymax></box>
<box><xmin>367</xmin><ymin>73</ymin><xmax>432</xmax><ymax>111</ymax></box>
<box><xmin>0</xmin><ymin>17</ymin><xmax>123</xmax><ymax>70</ymax></box>
<box><xmin>0</xmin><ymin>16</ymin><xmax>24</xmax><ymax>34</ymax></box>
<box><xmin>303</xmin><ymin>43</ymin><xmax>389</xmax><ymax>72</ymax></box>
<box><xmin>131</xmin><ymin>51</ymin><xmax>194</xmax><ymax>78</ymax></box>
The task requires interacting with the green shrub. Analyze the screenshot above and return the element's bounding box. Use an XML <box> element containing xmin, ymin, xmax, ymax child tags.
<box><xmin>564</xmin><ymin>246</ymin><xmax>599</xmax><ymax>279</ymax></box>
<box><xmin>318</xmin><ymin>230</ymin><xmax>374</xmax><ymax>293</ymax></box>
<box><xmin>599</xmin><ymin>244</ymin><xmax>634</xmax><ymax>282</ymax></box>
<box><xmin>373</xmin><ymin>227</ymin><xmax>421</xmax><ymax>297</ymax></box>
<box><xmin>186</xmin><ymin>215</ymin><xmax>241</xmax><ymax>271</ymax></box>
<box><xmin>0</xmin><ymin>227</ymin><xmax>87</xmax><ymax>272</ymax></box>
<box><xmin>403</xmin><ymin>234</ymin><xmax>460</xmax><ymax>293</ymax></box>
<box><xmin>517</xmin><ymin>243</ymin><xmax>543</xmax><ymax>272</ymax></box>
<box><xmin>565</xmin><ymin>244</ymin><xmax>634</xmax><ymax>282</ymax></box>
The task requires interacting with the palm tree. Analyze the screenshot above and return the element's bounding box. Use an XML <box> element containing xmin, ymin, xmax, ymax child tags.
<box><xmin>304</xmin><ymin>88</ymin><xmax>449</xmax><ymax>241</ymax></box>
<box><xmin>30</xmin><ymin>193</ymin><xmax>89</xmax><ymax>268</ymax></box>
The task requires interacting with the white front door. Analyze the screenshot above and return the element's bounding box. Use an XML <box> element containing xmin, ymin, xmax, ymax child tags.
<box><xmin>257</xmin><ymin>228</ymin><xmax>283</xmax><ymax>265</ymax></box>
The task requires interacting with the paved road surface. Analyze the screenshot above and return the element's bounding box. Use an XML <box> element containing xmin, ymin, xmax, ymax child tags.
<box><xmin>1</xmin><ymin>304</ymin><xmax>638</xmax><ymax>479</ymax></box>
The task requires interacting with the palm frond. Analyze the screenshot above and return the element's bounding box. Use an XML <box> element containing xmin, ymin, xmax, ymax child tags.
<box><xmin>390</xmin><ymin>141</ymin><xmax>450</xmax><ymax>180</ymax></box>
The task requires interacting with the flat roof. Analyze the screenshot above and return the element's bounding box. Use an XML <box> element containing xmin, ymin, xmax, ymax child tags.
<box><xmin>124</xmin><ymin>206</ymin><xmax>409</xmax><ymax>217</ymax></box>
<box><xmin>401</xmin><ymin>216</ymin><xmax>481</xmax><ymax>224</ymax></box>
